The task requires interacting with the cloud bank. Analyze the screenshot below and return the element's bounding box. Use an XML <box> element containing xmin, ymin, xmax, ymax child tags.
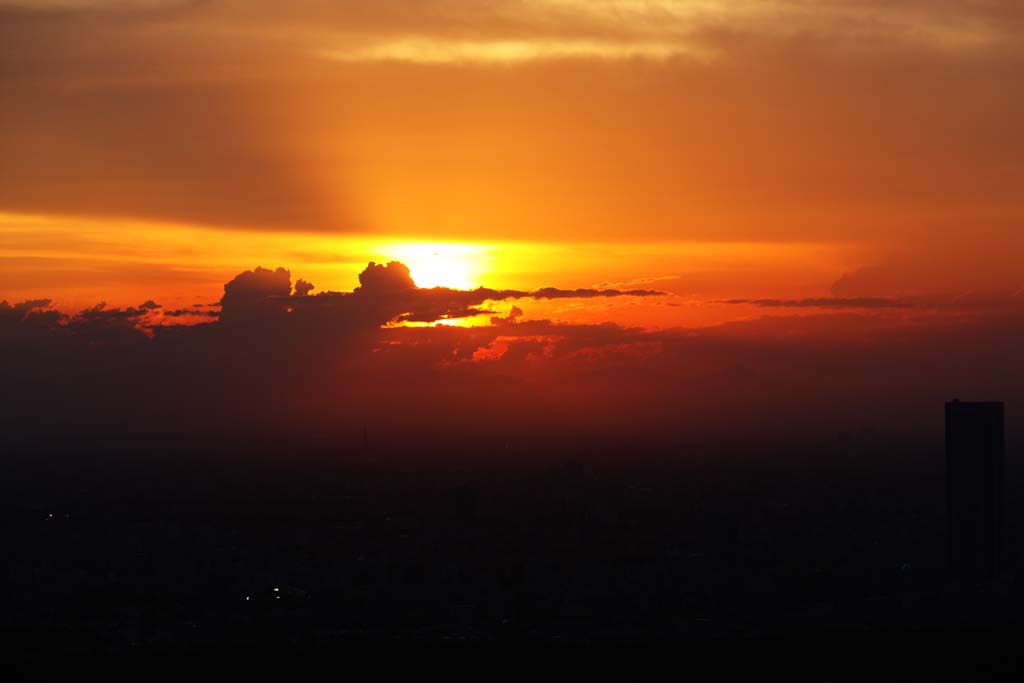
<box><xmin>217</xmin><ymin>261</ymin><xmax>664</xmax><ymax>328</ymax></box>
<box><xmin>2</xmin><ymin>259</ymin><xmax>1022</xmax><ymax>453</ymax></box>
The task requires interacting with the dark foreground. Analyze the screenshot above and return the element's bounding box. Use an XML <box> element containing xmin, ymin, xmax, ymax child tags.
<box><xmin>3</xmin><ymin>435</ymin><xmax>1024</xmax><ymax>679</ymax></box>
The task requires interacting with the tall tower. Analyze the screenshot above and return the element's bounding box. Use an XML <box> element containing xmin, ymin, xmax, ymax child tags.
<box><xmin>945</xmin><ymin>400</ymin><xmax>1004</xmax><ymax>582</ymax></box>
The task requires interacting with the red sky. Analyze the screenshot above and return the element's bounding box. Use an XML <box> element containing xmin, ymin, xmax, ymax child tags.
<box><xmin>2</xmin><ymin>0</ymin><xmax>1022</xmax><ymax>326</ymax></box>
<box><xmin>1</xmin><ymin>2</ymin><xmax>1023</xmax><ymax>447</ymax></box>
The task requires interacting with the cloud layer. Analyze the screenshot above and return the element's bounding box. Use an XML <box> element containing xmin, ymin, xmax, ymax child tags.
<box><xmin>218</xmin><ymin>261</ymin><xmax>664</xmax><ymax>327</ymax></box>
<box><xmin>3</xmin><ymin>259</ymin><xmax>1023</xmax><ymax>453</ymax></box>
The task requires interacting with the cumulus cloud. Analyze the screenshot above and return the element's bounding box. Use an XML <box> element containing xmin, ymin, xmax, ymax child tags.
<box><xmin>0</xmin><ymin>299</ymin><xmax>162</xmax><ymax>328</ymax></box>
<box><xmin>217</xmin><ymin>261</ymin><xmax>666</xmax><ymax>328</ymax></box>
<box><xmin>356</xmin><ymin>261</ymin><xmax>416</xmax><ymax>294</ymax></box>
<box><xmin>219</xmin><ymin>266</ymin><xmax>292</xmax><ymax>324</ymax></box>
<box><xmin>0</xmin><ymin>298</ymin><xmax>52</xmax><ymax>318</ymax></box>
<box><xmin>0</xmin><ymin>259</ymin><xmax>665</xmax><ymax>357</ymax></box>
<box><xmin>0</xmin><ymin>298</ymin><xmax>60</xmax><ymax>338</ymax></box>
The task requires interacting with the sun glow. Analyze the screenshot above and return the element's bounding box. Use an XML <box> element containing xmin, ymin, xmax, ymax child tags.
<box><xmin>1</xmin><ymin>212</ymin><xmax>863</xmax><ymax>331</ymax></box>
<box><xmin>378</xmin><ymin>242</ymin><xmax>491</xmax><ymax>290</ymax></box>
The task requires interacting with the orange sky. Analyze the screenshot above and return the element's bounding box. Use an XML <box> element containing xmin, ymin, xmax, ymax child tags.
<box><xmin>1</xmin><ymin>1</ymin><xmax>1022</xmax><ymax>327</ymax></box>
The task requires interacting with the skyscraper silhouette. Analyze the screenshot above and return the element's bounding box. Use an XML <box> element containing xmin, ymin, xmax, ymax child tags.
<box><xmin>945</xmin><ymin>400</ymin><xmax>1005</xmax><ymax>582</ymax></box>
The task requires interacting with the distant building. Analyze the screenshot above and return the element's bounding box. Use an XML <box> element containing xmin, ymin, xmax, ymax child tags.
<box><xmin>945</xmin><ymin>400</ymin><xmax>1004</xmax><ymax>582</ymax></box>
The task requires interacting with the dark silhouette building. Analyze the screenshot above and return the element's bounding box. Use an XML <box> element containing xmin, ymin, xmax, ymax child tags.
<box><xmin>945</xmin><ymin>400</ymin><xmax>1004</xmax><ymax>582</ymax></box>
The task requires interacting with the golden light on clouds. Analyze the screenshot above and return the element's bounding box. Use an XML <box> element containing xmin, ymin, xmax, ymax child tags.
<box><xmin>0</xmin><ymin>212</ymin><xmax>867</xmax><ymax>329</ymax></box>
<box><xmin>322</xmin><ymin>39</ymin><xmax>691</xmax><ymax>65</ymax></box>
<box><xmin>314</xmin><ymin>0</ymin><xmax>1007</xmax><ymax>67</ymax></box>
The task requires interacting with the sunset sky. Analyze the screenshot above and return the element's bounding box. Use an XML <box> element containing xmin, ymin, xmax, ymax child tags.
<box><xmin>2</xmin><ymin>1</ymin><xmax>1023</xmax><ymax>449</ymax></box>
<box><xmin>3</xmin><ymin>0</ymin><xmax>1021</xmax><ymax>322</ymax></box>
<box><xmin>8</xmin><ymin>5</ymin><xmax>1024</xmax><ymax>662</ymax></box>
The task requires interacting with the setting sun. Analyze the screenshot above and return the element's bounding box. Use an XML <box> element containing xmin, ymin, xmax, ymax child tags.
<box><xmin>378</xmin><ymin>242</ymin><xmax>491</xmax><ymax>290</ymax></box>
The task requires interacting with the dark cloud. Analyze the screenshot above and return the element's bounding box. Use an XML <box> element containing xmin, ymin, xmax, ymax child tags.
<box><xmin>2</xmin><ymin>296</ymin><xmax>180</xmax><ymax>334</ymax></box>
<box><xmin>3</xmin><ymin>259</ymin><xmax>1023</xmax><ymax>454</ymax></box>
<box><xmin>217</xmin><ymin>261</ymin><xmax>665</xmax><ymax>329</ymax></box>
<box><xmin>387</xmin><ymin>283</ymin><xmax>665</xmax><ymax>323</ymax></box>
<box><xmin>0</xmin><ymin>298</ymin><xmax>61</xmax><ymax>338</ymax></box>
<box><xmin>162</xmin><ymin>308</ymin><xmax>220</xmax><ymax>318</ymax></box>
<box><xmin>0</xmin><ymin>298</ymin><xmax>52</xmax><ymax>318</ymax></box>
<box><xmin>0</xmin><ymin>296</ymin><xmax>1022</xmax><ymax>458</ymax></box>
<box><xmin>76</xmin><ymin>300</ymin><xmax>162</xmax><ymax>320</ymax></box>
<box><xmin>0</xmin><ymin>261</ymin><xmax>670</xmax><ymax>444</ymax></box>
<box><xmin>719</xmin><ymin>297</ymin><xmax>911</xmax><ymax>309</ymax></box>
<box><xmin>219</xmin><ymin>266</ymin><xmax>292</xmax><ymax>324</ymax></box>
<box><xmin>719</xmin><ymin>291</ymin><xmax>1024</xmax><ymax>313</ymax></box>
<box><xmin>356</xmin><ymin>261</ymin><xmax>416</xmax><ymax>294</ymax></box>
<box><xmin>527</xmin><ymin>287</ymin><xmax>664</xmax><ymax>299</ymax></box>
<box><xmin>491</xmin><ymin>305</ymin><xmax>524</xmax><ymax>326</ymax></box>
